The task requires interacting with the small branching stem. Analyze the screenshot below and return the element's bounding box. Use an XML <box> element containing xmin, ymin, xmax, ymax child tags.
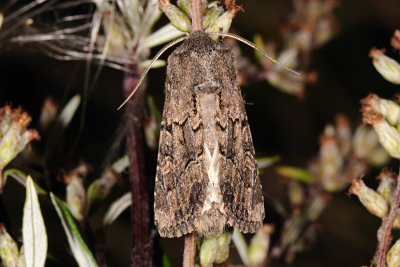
<box><xmin>124</xmin><ymin>65</ymin><xmax>152</xmax><ymax>267</ymax></box>
<box><xmin>191</xmin><ymin>0</ymin><xmax>203</xmax><ymax>32</ymax></box>
<box><xmin>183</xmin><ymin>233</ymin><xmax>197</xmax><ymax>267</ymax></box>
<box><xmin>375</xmin><ymin>168</ymin><xmax>400</xmax><ymax>267</ymax></box>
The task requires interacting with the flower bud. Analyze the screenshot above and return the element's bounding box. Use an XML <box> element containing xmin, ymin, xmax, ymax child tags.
<box><xmin>247</xmin><ymin>224</ymin><xmax>274</xmax><ymax>266</ymax></box>
<box><xmin>371</xmin><ymin>118</ymin><xmax>400</xmax><ymax>159</ymax></box>
<box><xmin>0</xmin><ymin>106</ymin><xmax>39</xmax><ymax>191</ymax></box>
<box><xmin>66</xmin><ymin>174</ymin><xmax>86</xmax><ymax>221</ymax></box>
<box><xmin>87</xmin><ymin>156</ymin><xmax>128</xmax><ymax>209</ymax></box>
<box><xmin>202</xmin><ymin>4</ymin><xmax>223</xmax><ymax>29</ymax></box>
<box><xmin>335</xmin><ymin>114</ymin><xmax>352</xmax><ymax>156</ymax></box>
<box><xmin>200</xmin><ymin>232</ymin><xmax>231</xmax><ymax>267</ymax></box>
<box><xmin>206</xmin><ymin>11</ymin><xmax>232</xmax><ymax>35</ymax></box>
<box><xmin>387</xmin><ymin>238</ymin><xmax>400</xmax><ymax>267</ymax></box>
<box><xmin>391</xmin><ymin>30</ymin><xmax>400</xmax><ymax>51</ymax></box>
<box><xmin>318</xmin><ymin>127</ymin><xmax>344</xmax><ymax>191</ymax></box>
<box><xmin>361</xmin><ymin>94</ymin><xmax>400</xmax><ymax>126</ymax></box>
<box><xmin>370</xmin><ymin>48</ymin><xmax>400</xmax><ymax>84</ymax></box>
<box><xmin>206</xmin><ymin>1</ymin><xmax>242</xmax><ymax>37</ymax></box>
<box><xmin>353</xmin><ymin>126</ymin><xmax>389</xmax><ymax>166</ymax></box>
<box><xmin>349</xmin><ymin>179</ymin><xmax>388</xmax><ymax>218</ymax></box>
<box><xmin>0</xmin><ymin>224</ymin><xmax>19</xmax><ymax>267</ymax></box>
<box><xmin>87</xmin><ymin>170</ymin><xmax>118</xmax><ymax>209</ymax></box>
<box><xmin>39</xmin><ymin>98</ymin><xmax>58</xmax><ymax>131</ymax></box>
<box><xmin>159</xmin><ymin>0</ymin><xmax>191</xmax><ymax>32</ymax></box>
<box><xmin>376</xmin><ymin>168</ymin><xmax>396</xmax><ymax>203</ymax></box>
<box><xmin>288</xmin><ymin>181</ymin><xmax>304</xmax><ymax>207</ymax></box>
<box><xmin>177</xmin><ymin>0</ymin><xmax>207</xmax><ymax>17</ymax></box>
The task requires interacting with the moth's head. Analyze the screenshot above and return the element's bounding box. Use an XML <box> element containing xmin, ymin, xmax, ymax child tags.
<box><xmin>166</xmin><ymin>34</ymin><xmax>236</xmax><ymax>91</ymax></box>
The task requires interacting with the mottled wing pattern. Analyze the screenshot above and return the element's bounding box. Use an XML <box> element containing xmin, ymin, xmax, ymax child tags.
<box><xmin>154</xmin><ymin>32</ymin><xmax>264</xmax><ymax>238</ymax></box>
<box><xmin>154</xmin><ymin>36</ymin><xmax>207</xmax><ymax>238</ymax></box>
<box><xmin>219</xmin><ymin>82</ymin><xmax>265</xmax><ymax>233</ymax></box>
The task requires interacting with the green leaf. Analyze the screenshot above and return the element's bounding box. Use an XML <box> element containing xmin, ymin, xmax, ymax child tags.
<box><xmin>23</xmin><ymin>176</ymin><xmax>47</xmax><ymax>267</ymax></box>
<box><xmin>50</xmin><ymin>193</ymin><xmax>98</xmax><ymax>267</ymax></box>
<box><xmin>276</xmin><ymin>166</ymin><xmax>314</xmax><ymax>184</ymax></box>
<box><xmin>103</xmin><ymin>192</ymin><xmax>131</xmax><ymax>226</ymax></box>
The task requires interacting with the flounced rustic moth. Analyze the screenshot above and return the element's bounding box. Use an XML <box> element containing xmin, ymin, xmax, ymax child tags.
<box><xmin>154</xmin><ymin>31</ymin><xmax>265</xmax><ymax>238</ymax></box>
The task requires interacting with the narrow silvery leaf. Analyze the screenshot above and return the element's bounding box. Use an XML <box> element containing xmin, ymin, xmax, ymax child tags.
<box><xmin>58</xmin><ymin>95</ymin><xmax>81</xmax><ymax>128</ymax></box>
<box><xmin>50</xmin><ymin>193</ymin><xmax>98</xmax><ymax>267</ymax></box>
<box><xmin>23</xmin><ymin>176</ymin><xmax>47</xmax><ymax>267</ymax></box>
<box><xmin>141</xmin><ymin>0</ymin><xmax>162</xmax><ymax>35</ymax></box>
<box><xmin>103</xmin><ymin>192</ymin><xmax>131</xmax><ymax>226</ymax></box>
<box><xmin>111</xmin><ymin>155</ymin><xmax>129</xmax><ymax>173</ymax></box>
<box><xmin>232</xmin><ymin>230</ymin><xmax>249</xmax><ymax>266</ymax></box>
<box><xmin>142</xmin><ymin>23</ymin><xmax>186</xmax><ymax>49</ymax></box>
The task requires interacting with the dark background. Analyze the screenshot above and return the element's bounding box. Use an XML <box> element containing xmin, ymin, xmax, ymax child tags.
<box><xmin>1</xmin><ymin>0</ymin><xmax>400</xmax><ymax>266</ymax></box>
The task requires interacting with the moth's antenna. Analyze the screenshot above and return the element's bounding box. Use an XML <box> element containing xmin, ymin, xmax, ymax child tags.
<box><xmin>208</xmin><ymin>32</ymin><xmax>301</xmax><ymax>76</ymax></box>
<box><xmin>117</xmin><ymin>35</ymin><xmax>189</xmax><ymax>110</ymax></box>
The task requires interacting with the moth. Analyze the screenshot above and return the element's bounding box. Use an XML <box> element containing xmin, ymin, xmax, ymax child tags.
<box><xmin>154</xmin><ymin>31</ymin><xmax>265</xmax><ymax>238</ymax></box>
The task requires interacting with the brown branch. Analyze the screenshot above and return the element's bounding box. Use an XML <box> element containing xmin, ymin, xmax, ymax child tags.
<box><xmin>375</xmin><ymin>169</ymin><xmax>400</xmax><ymax>267</ymax></box>
<box><xmin>191</xmin><ymin>0</ymin><xmax>203</xmax><ymax>32</ymax></box>
<box><xmin>124</xmin><ymin>67</ymin><xmax>152</xmax><ymax>267</ymax></box>
<box><xmin>183</xmin><ymin>233</ymin><xmax>197</xmax><ymax>267</ymax></box>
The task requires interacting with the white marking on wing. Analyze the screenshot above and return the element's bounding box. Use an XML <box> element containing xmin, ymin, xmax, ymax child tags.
<box><xmin>202</xmin><ymin>141</ymin><xmax>224</xmax><ymax>213</ymax></box>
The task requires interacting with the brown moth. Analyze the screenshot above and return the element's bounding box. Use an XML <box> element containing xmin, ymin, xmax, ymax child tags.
<box><xmin>154</xmin><ymin>31</ymin><xmax>265</xmax><ymax>238</ymax></box>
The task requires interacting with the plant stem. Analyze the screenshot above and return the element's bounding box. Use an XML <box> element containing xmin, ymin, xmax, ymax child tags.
<box><xmin>191</xmin><ymin>0</ymin><xmax>203</xmax><ymax>32</ymax></box>
<box><xmin>183</xmin><ymin>233</ymin><xmax>197</xmax><ymax>267</ymax></box>
<box><xmin>375</xmin><ymin>169</ymin><xmax>400</xmax><ymax>267</ymax></box>
<box><xmin>124</xmin><ymin>68</ymin><xmax>152</xmax><ymax>267</ymax></box>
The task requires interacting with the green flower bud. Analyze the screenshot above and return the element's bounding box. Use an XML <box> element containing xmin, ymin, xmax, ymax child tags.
<box><xmin>205</xmin><ymin>2</ymin><xmax>241</xmax><ymax>36</ymax></box>
<box><xmin>387</xmin><ymin>239</ymin><xmax>400</xmax><ymax>267</ymax></box>
<box><xmin>177</xmin><ymin>0</ymin><xmax>207</xmax><ymax>17</ymax></box>
<box><xmin>335</xmin><ymin>114</ymin><xmax>352</xmax><ymax>156</ymax></box>
<box><xmin>349</xmin><ymin>179</ymin><xmax>388</xmax><ymax>218</ymax></box>
<box><xmin>318</xmin><ymin>127</ymin><xmax>344</xmax><ymax>191</ymax></box>
<box><xmin>370</xmin><ymin>48</ymin><xmax>400</xmax><ymax>85</ymax></box>
<box><xmin>66</xmin><ymin>174</ymin><xmax>86</xmax><ymax>221</ymax></box>
<box><xmin>200</xmin><ymin>232</ymin><xmax>231</xmax><ymax>267</ymax></box>
<box><xmin>87</xmin><ymin>156</ymin><xmax>127</xmax><ymax>209</ymax></box>
<box><xmin>247</xmin><ymin>225</ymin><xmax>274</xmax><ymax>266</ymax></box>
<box><xmin>206</xmin><ymin>11</ymin><xmax>232</xmax><ymax>35</ymax></box>
<box><xmin>288</xmin><ymin>181</ymin><xmax>304</xmax><ymax>207</ymax></box>
<box><xmin>377</xmin><ymin>168</ymin><xmax>396</xmax><ymax>203</ymax></box>
<box><xmin>353</xmin><ymin>126</ymin><xmax>389</xmax><ymax>166</ymax></box>
<box><xmin>159</xmin><ymin>0</ymin><xmax>191</xmax><ymax>32</ymax></box>
<box><xmin>372</xmin><ymin>118</ymin><xmax>400</xmax><ymax>159</ymax></box>
<box><xmin>0</xmin><ymin>224</ymin><xmax>19</xmax><ymax>267</ymax></box>
<box><xmin>202</xmin><ymin>5</ymin><xmax>223</xmax><ymax>29</ymax></box>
